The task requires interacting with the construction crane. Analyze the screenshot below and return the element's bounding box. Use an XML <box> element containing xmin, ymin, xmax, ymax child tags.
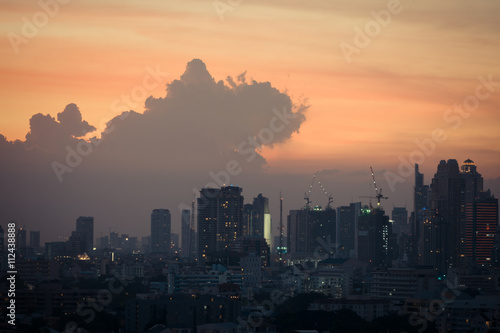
<box><xmin>304</xmin><ymin>173</ymin><xmax>316</xmax><ymax>209</ymax></box>
<box><xmin>317</xmin><ymin>180</ymin><xmax>333</xmax><ymax>210</ymax></box>
<box><xmin>360</xmin><ymin>166</ymin><xmax>388</xmax><ymax>209</ymax></box>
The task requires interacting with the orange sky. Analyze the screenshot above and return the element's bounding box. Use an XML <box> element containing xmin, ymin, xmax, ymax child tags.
<box><xmin>2</xmin><ymin>0</ymin><xmax>500</xmax><ymax>179</ymax></box>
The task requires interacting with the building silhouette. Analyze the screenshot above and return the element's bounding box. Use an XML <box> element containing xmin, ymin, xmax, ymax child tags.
<box><xmin>76</xmin><ymin>216</ymin><xmax>94</xmax><ymax>254</ymax></box>
<box><xmin>287</xmin><ymin>206</ymin><xmax>336</xmax><ymax>255</ymax></box>
<box><xmin>181</xmin><ymin>209</ymin><xmax>191</xmax><ymax>257</ymax></box>
<box><xmin>412</xmin><ymin>163</ymin><xmax>430</xmax><ymax>266</ymax></box>
<box><xmin>30</xmin><ymin>230</ymin><xmax>40</xmax><ymax>249</ymax></box>
<box><xmin>216</xmin><ymin>186</ymin><xmax>244</xmax><ymax>252</ymax></box>
<box><xmin>242</xmin><ymin>194</ymin><xmax>272</xmax><ymax>248</ymax></box>
<box><xmin>336</xmin><ymin>202</ymin><xmax>361</xmax><ymax>258</ymax></box>
<box><xmin>150</xmin><ymin>209</ymin><xmax>171</xmax><ymax>254</ymax></box>
<box><xmin>391</xmin><ymin>207</ymin><xmax>408</xmax><ymax>236</ymax></box>
<box><xmin>428</xmin><ymin>160</ymin><xmax>464</xmax><ymax>273</ymax></box>
<box><xmin>198</xmin><ymin>188</ymin><xmax>220</xmax><ymax>261</ymax></box>
<box><xmin>357</xmin><ymin>207</ymin><xmax>395</xmax><ymax>267</ymax></box>
<box><xmin>465</xmin><ymin>193</ymin><xmax>498</xmax><ymax>265</ymax></box>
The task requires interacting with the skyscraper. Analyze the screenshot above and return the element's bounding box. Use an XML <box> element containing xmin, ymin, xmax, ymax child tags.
<box><xmin>429</xmin><ymin>159</ymin><xmax>464</xmax><ymax>273</ymax></box>
<box><xmin>287</xmin><ymin>209</ymin><xmax>309</xmax><ymax>253</ymax></box>
<box><xmin>336</xmin><ymin>202</ymin><xmax>361</xmax><ymax>258</ymax></box>
<box><xmin>243</xmin><ymin>203</ymin><xmax>255</xmax><ymax>237</ymax></box>
<box><xmin>198</xmin><ymin>188</ymin><xmax>220</xmax><ymax>261</ymax></box>
<box><xmin>181</xmin><ymin>209</ymin><xmax>191</xmax><ymax>258</ymax></box>
<box><xmin>252</xmin><ymin>194</ymin><xmax>272</xmax><ymax>249</ymax></box>
<box><xmin>357</xmin><ymin>207</ymin><xmax>394</xmax><ymax>267</ymax></box>
<box><xmin>197</xmin><ymin>186</ymin><xmax>244</xmax><ymax>261</ymax></box>
<box><xmin>392</xmin><ymin>207</ymin><xmax>408</xmax><ymax>236</ymax></box>
<box><xmin>30</xmin><ymin>230</ymin><xmax>40</xmax><ymax>248</ymax></box>
<box><xmin>76</xmin><ymin>216</ymin><xmax>94</xmax><ymax>253</ymax></box>
<box><xmin>150</xmin><ymin>209</ymin><xmax>171</xmax><ymax>254</ymax></box>
<box><xmin>461</xmin><ymin>159</ymin><xmax>484</xmax><ymax>204</ymax></box>
<box><xmin>216</xmin><ymin>186</ymin><xmax>244</xmax><ymax>252</ymax></box>
<box><xmin>287</xmin><ymin>206</ymin><xmax>336</xmax><ymax>255</ymax></box>
<box><xmin>465</xmin><ymin>194</ymin><xmax>498</xmax><ymax>265</ymax></box>
<box><xmin>17</xmin><ymin>227</ymin><xmax>27</xmax><ymax>248</ymax></box>
<box><xmin>413</xmin><ymin>163</ymin><xmax>430</xmax><ymax>266</ymax></box>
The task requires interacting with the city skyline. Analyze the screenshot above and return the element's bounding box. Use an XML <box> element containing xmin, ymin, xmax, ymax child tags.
<box><xmin>1</xmin><ymin>1</ymin><xmax>500</xmax><ymax>245</ymax></box>
<box><xmin>2</xmin><ymin>2</ymin><xmax>500</xmax><ymax>331</ymax></box>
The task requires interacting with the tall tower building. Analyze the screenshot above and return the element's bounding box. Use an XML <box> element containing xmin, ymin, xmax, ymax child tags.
<box><xmin>461</xmin><ymin>159</ymin><xmax>484</xmax><ymax>204</ymax></box>
<box><xmin>76</xmin><ymin>216</ymin><xmax>94</xmax><ymax>253</ymax></box>
<box><xmin>392</xmin><ymin>207</ymin><xmax>408</xmax><ymax>236</ymax></box>
<box><xmin>181</xmin><ymin>209</ymin><xmax>191</xmax><ymax>258</ymax></box>
<box><xmin>465</xmin><ymin>194</ymin><xmax>498</xmax><ymax>265</ymax></box>
<box><xmin>150</xmin><ymin>209</ymin><xmax>171</xmax><ymax>254</ymax></box>
<box><xmin>252</xmin><ymin>194</ymin><xmax>272</xmax><ymax>249</ymax></box>
<box><xmin>288</xmin><ymin>206</ymin><xmax>336</xmax><ymax>255</ymax></box>
<box><xmin>17</xmin><ymin>227</ymin><xmax>27</xmax><ymax>248</ymax></box>
<box><xmin>287</xmin><ymin>209</ymin><xmax>309</xmax><ymax>253</ymax></box>
<box><xmin>30</xmin><ymin>230</ymin><xmax>41</xmax><ymax>248</ymax></box>
<box><xmin>198</xmin><ymin>188</ymin><xmax>220</xmax><ymax>261</ymax></box>
<box><xmin>216</xmin><ymin>186</ymin><xmax>244</xmax><ymax>252</ymax></box>
<box><xmin>357</xmin><ymin>207</ymin><xmax>394</xmax><ymax>267</ymax></box>
<box><xmin>336</xmin><ymin>202</ymin><xmax>361</xmax><ymax>258</ymax></box>
<box><xmin>243</xmin><ymin>203</ymin><xmax>255</xmax><ymax>237</ymax></box>
<box><xmin>413</xmin><ymin>163</ymin><xmax>430</xmax><ymax>266</ymax></box>
<box><xmin>430</xmin><ymin>159</ymin><xmax>464</xmax><ymax>273</ymax></box>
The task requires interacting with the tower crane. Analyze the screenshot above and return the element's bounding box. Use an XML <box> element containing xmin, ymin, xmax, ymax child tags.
<box><xmin>318</xmin><ymin>180</ymin><xmax>333</xmax><ymax>210</ymax></box>
<box><xmin>360</xmin><ymin>166</ymin><xmax>388</xmax><ymax>209</ymax></box>
<box><xmin>304</xmin><ymin>173</ymin><xmax>316</xmax><ymax>209</ymax></box>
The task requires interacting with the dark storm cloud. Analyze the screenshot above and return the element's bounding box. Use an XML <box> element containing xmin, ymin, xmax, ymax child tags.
<box><xmin>0</xmin><ymin>59</ymin><xmax>308</xmax><ymax>240</ymax></box>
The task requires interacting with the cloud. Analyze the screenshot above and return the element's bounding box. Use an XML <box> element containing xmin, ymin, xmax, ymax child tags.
<box><xmin>0</xmin><ymin>59</ymin><xmax>308</xmax><ymax>240</ymax></box>
<box><xmin>97</xmin><ymin>58</ymin><xmax>308</xmax><ymax>173</ymax></box>
<box><xmin>24</xmin><ymin>103</ymin><xmax>96</xmax><ymax>153</ymax></box>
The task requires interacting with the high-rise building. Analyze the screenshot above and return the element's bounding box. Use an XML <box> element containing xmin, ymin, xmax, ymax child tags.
<box><xmin>17</xmin><ymin>227</ymin><xmax>27</xmax><ymax>248</ymax></box>
<box><xmin>216</xmin><ymin>186</ymin><xmax>244</xmax><ymax>252</ymax></box>
<box><xmin>465</xmin><ymin>194</ymin><xmax>498</xmax><ymax>265</ymax></box>
<box><xmin>413</xmin><ymin>163</ymin><xmax>430</xmax><ymax>266</ymax></box>
<box><xmin>171</xmin><ymin>233</ymin><xmax>179</xmax><ymax>253</ymax></box>
<box><xmin>198</xmin><ymin>188</ymin><xmax>220</xmax><ymax>261</ymax></box>
<box><xmin>287</xmin><ymin>209</ymin><xmax>309</xmax><ymax>253</ymax></box>
<box><xmin>337</xmin><ymin>202</ymin><xmax>361</xmax><ymax>258</ymax></box>
<box><xmin>150</xmin><ymin>209</ymin><xmax>171</xmax><ymax>254</ymax></box>
<box><xmin>357</xmin><ymin>207</ymin><xmax>395</xmax><ymax>267</ymax></box>
<box><xmin>252</xmin><ymin>194</ymin><xmax>272</xmax><ymax>249</ymax></box>
<box><xmin>30</xmin><ymin>230</ymin><xmax>40</xmax><ymax>249</ymax></box>
<box><xmin>461</xmin><ymin>159</ymin><xmax>484</xmax><ymax>204</ymax></box>
<box><xmin>181</xmin><ymin>209</ymin><xmax>191</xmax><ymax>257</ymax></box>
<box><xmin>429</xmin><ymin>160</ymin><xmax>464</xmax><ymax>273</ymax></box>
<box><xmin>243</xmin><ymin>203</ymin><xmax>255</xmax><ymax>237</ymax></box>
<box><xmin>76</xmin><ymin>216</ymin><xmax>94</xmax><ymax>253</ymax></box>
<box><xmin>392</xmin><ymin>207</ymin><xmax>408</xmax><ymax>236</ymax></box>
<box><xmin>287</xmin><ymin>206</ymin><xmax>336</xmax><ymax>255</ymax></box>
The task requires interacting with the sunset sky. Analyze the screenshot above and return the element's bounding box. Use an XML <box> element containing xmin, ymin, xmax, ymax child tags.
<box><xmin>1</xmin><ymin>0</ymin><xmax>499</xmax><ymax>241</ymax></box>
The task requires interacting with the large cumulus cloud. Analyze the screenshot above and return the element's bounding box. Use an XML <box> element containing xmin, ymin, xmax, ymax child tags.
<box><xmin>0</xmin><ymin>59</ymin><xmax>308</xmax><ymax>240</ymax></box>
